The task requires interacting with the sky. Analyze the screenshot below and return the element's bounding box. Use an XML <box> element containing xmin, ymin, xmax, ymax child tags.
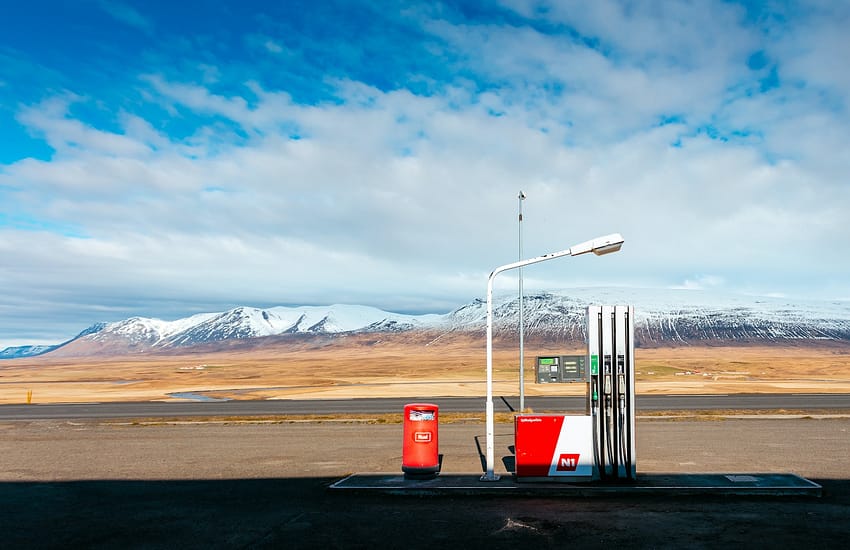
<box><xmin>1</xmin><ymin>0</ymin><xmax>849</xmax><ymax>348</ymax></box>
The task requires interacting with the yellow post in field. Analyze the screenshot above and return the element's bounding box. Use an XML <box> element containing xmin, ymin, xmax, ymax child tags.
<box><xmin>27</xmin><ymin>389</ymin><xmax>33</xmax><ymax>404</ymax></box>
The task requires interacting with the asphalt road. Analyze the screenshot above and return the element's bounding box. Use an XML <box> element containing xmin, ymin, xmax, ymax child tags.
<box><xmin>2</xmin><ymin>393</ymin><xmax>849</xmax><ymax>420</ymax></box>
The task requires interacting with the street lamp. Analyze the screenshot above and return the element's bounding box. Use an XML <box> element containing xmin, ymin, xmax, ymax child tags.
<box><xmin>480</xmin><ymin>232</ymin><xmax>625</xmax><ymax>482</ymax></box>
<box><xmin>517</xmin><ymin>190</ymin><xmax>526</xmax><ymax>412</ymax></box>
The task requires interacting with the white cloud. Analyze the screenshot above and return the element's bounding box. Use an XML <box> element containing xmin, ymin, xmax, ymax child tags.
<box><xmin>264</xmin><ymin>40</ymin><xmax>284</xmax><ymax>54</ymax></box>
<box><xmin>3</xmin><ymin>0</ymin><xmax>850</xmax><ymax>346</ymax></box>
<box><xmin>97</xmin><ymin>1</ymin><xmax>154</xmax><ymax>34</ymax></box>
<box><xmin>17</xmin><ymin>96</ymin><xmax>154</xmax><ymax>158</ymax></box>
<box><xmin>434</xmin><ymin>1</ymin><xmax>757</xmax><ymax>134</ymax></box>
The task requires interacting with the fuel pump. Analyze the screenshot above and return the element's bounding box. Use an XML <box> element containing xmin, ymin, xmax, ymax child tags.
<box><xmin>587</xmin><ymin>305</ymin><xmax>636</xmax><ymax>481</ymax></box>
<box><xmin>514</xmin><ymin>304</ymin><xmax>636</xmax><ymax>483</ymax></box>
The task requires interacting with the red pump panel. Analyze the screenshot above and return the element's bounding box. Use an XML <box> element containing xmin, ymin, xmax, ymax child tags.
<box><xmin>515</xmin><ymin>414</ymin><xmax>594</xmax><ymax>480</ymax></box>
<box><xmin>402</xmin><ymin>403</ymin><xmax>439</xmax><ymax>476</ymax></box>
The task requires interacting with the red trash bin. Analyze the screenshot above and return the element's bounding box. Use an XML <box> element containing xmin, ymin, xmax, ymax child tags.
<box><xmin>402</xmin><ymin>403</ymin><xmax>439</xmax><ymax>477</ymax></box>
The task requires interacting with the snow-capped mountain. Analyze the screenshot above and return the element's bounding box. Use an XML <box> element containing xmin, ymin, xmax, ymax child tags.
<box><xmin>462</xmin><ymin>288</ymin><xmax>850</xmax><ymax>344</ymax></box>
<box><xmin>69</xmin><ymin>304</ymin><xmax>442</xmax><ymax>353</ymax></box>
<box><xmin>4</xmin><ymin>288</ymin><xmax>850</xmax><ymax>358</ymax></box>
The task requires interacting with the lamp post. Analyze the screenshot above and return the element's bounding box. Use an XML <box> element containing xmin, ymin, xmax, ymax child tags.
<box><xmin>517</xmin><ymin>190</ymin><xmax>526</xmax><ymax>412</ymax></box>
<box><xmin>480</xmin><ymin>233</ymin><xmax>625</xmax><ymax>482</ymax></box>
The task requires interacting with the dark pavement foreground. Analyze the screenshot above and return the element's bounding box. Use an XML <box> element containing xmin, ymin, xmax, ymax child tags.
<box><xmin>2</xmin><ymin>418</ymin><xmax>849</xmax><ymax>549</ymax></box>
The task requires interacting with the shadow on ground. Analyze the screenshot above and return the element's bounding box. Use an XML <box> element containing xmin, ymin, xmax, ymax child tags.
<box><xmin>2</xmin><ymin>478</ymin><xmax>849</xmax><ymax>549</ymax></box>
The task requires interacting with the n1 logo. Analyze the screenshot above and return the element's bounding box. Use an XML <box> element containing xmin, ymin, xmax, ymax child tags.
<box><xmin>556</xmin><ymin>453</ymin><xmax>580</xmax><ymax>471</ymax></box>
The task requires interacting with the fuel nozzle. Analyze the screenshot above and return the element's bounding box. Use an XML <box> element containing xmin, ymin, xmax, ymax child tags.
<box><xmin>603</xmin><ymin>375</ymin><xmax>613</xmax><ymax>416</ymax></box>
<box><xmin>590</xmin><ymin>379</ymin><xmax>599</xmax><ymax>416</ymax></box>
<box><xmin>602</xmin><ymin>355</ymin><xmax>614</xmax><ymax>416</ymax></box>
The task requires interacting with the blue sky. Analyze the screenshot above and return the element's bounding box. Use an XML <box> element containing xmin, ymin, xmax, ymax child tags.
<box><xmin>1</xmin><ymin>0</ymin><xmax>849</xmax><ymax>347</ymax></box>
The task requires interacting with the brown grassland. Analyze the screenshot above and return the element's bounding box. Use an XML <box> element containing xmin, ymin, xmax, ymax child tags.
<box><xmin>2</xmin><ymin>332</ymin><xmax>850</xmax><ymax>404</ymax></box>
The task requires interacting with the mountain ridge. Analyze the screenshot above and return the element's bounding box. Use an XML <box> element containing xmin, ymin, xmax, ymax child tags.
<box><xmin>4</xmin><ymin>288</ymin><xmax>850</xmax><ymax>359</ymax></box>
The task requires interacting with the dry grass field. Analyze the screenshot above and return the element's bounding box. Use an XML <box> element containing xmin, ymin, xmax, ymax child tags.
<box><xmin>2</xmin><ymin>332</ymin><xmax>850</xmax><ymax>404</ymax></box>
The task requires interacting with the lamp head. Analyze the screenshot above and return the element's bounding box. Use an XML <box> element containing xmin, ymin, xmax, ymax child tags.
<box><xmin>593</xmin><ymin>241</ymin><xmax>623</xmax><ymax>256</ymax></box>
<box><xmin>518</xmin><ymin>191</ymin><xmax>526</xmax><ymax>200</ymax></box>
<box><xmin>569</xmin><ymin>233</ymin><xmax>625</xmax><ymax>256</ymax></box>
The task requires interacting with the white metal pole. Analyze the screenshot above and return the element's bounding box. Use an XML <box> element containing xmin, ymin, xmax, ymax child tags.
<box><xmin>482</xmin><ymin>273</ymin><xmax>499</xmax><ymax>481</ymax></box>
<box><xmin>518</xmin><ymin>191</ymin><xmax>525</xmax><ymax>412</ymax></box>
<box><xmin>480</xmin><ymin>233</ymin><xmax>624</xmax><ymax>482</ymax></box>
